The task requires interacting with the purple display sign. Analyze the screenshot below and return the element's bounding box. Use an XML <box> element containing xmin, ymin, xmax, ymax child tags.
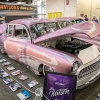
<box><xmin>43</xmin><ymin>72</ymin><xmax>77</xmax><ymax>100</ymax></box>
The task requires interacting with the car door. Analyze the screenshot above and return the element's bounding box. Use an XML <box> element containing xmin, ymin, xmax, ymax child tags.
<box><xmin>5</xmin><ymin>24</ymin><xmax>31</xmax><ymax>61</ymax></box>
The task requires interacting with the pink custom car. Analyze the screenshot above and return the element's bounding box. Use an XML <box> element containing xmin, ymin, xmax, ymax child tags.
<box><xmin>0</xmin><ymin>19</ymin><xmax>100</xmax><ymax>89</ymax></box>
<box><xmin>56</xmin><ymin>17</ymin><xmax>84</xmax><ymax>28</ymax></box>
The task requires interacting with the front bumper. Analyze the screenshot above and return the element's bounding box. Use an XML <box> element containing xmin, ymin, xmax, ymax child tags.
<box><xmin>75</xmin><ymin>55</ymin><xmax>100</xmax><ymax>89</ymax></box>
<box><xmin>76</xmin><ymin>70</ymin><xmax>100</xmax><ymax>89</ymax></box>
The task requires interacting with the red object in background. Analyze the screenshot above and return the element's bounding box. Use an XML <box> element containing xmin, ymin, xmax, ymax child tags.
<box><xmin>66</xmin><ymin>0</ymin><xmax>69</xmax><ymax>5</ymax></box>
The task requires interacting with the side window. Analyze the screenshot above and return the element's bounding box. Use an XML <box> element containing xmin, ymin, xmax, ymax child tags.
<box><xmin>30</xmin><ymin>26</ymin><xmax>37</xmax><ymax>38</ymax></box>
<box><xmin>72</xmin><ymin>20</ymin><xmax>76</xmax><ymax>25</ymax></box>
<box><xmin>64</xmin><ymin>21</ymin><xmax>71</xmax><ymax>26</ymax></box>
<box><xmin>76</xmin><ymin>19</ymin><xmax>84</xmax><ymax>23</ymax></box>
<box><xmin>46</xmin><ymin>22</ymin><xmax>59</xmax><ymax>32</ymax></box>
<box><xmin>30</xmin><ymin>26</ymin><xmax>35</xmax><ymax>33</ymax></box>
<box><xmin>36</xmin><ymin>23</ymin><xmax>47</xmax><ymax>36</ymax></box>
<box><xmin>8</xmin><ymin>25</ymin><xmax>14</xmax><ymax>36</ymax></box>
<box><xmin>47</xmin><ymin>22</ymin><xmax>56</xmax><ymax>28</ymax></box>
<box><xmin>14</xmin><ymin>25</ymin><xmax>29</xmax><ymax>38</ymax></box>
<box><xmin>59</xmin><ymin>21</ymin><xmax>71</xmax><ymax>28</ymax></box>
<box><xmin>36</xmin><ymin>23</ymin><xmax>46</xmax><ymax>31</ymax></box>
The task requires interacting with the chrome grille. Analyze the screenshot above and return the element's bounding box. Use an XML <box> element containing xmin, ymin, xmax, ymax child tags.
<box><xmin>78</xmin><ymin>60</ymin><xmax>100</xmax><ymax>79</ymax></box>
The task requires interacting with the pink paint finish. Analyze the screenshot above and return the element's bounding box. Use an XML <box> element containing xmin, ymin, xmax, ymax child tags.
<box><xmin>0</xmin><ymin>18</ymin><xmax>100</xmax><ymax>89</ymax></box>
<box><xmin>0</xmin><ymin>23</ymin><xmax>7</xmax><ymax>34</ymax></box>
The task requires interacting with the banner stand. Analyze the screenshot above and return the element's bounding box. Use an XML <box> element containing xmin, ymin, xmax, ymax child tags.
<box><xmin>43</xmin><ymin>71</ymin><xmax>77</xmax><ymax>100</ymax></box>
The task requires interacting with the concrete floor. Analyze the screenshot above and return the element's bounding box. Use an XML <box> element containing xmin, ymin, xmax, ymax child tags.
<box><xmin>0</xmin><ymin>53</ymin><xmax>100</xmax><ymax>100</ymax></box>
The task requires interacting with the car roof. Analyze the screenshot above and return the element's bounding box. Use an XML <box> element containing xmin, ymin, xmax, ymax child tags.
<box><xmin>9</xmin><ymin>18</ymin><xmax>57</xmax><ymax>27</ymax></box>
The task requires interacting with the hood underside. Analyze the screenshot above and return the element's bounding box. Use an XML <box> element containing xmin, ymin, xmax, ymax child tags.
<box><xmin>34</xmin><ymin>21</ymin><xmax>100</xmax><ymax>43</ymax></box>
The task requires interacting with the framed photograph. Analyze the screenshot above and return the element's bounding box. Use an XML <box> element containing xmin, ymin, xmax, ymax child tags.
<box><xmin>2</xmin><ymin>62</ymin><xmax>11</xmax><ymax>66</ymax></box>
<box><xmin>7</xmin><ymin>66</ymin><xmax>15</xmax><ymax>71</ymax></box>
<box><xmin>9</xmin><ymin>82</ymin><xmax>21</xmax><ymax>92</ymax></box>
<box><xmin>17</xmin><ymin>90</ymin><xmax>31</xmax><ymax>100</ymax></box>
<box><xmin>3</xmin><ymin>76</ymin><xmax>14</xmax><ymax>84</ymax></box>
<box><xmin>17</xmin><ymin>93</ymin><xmax>26</xmax><ymax>100</ymax></box>
<box><xmin>21</xmin><ymin>90</ymin><xmax>31</xmax><ymax>99</ymax></box>
<box><xmin>27</xmin><ymin>80</ymin><xmax>39</xmax><ymax>88</ymax></box>
<box><xmin>0</xmin><ymin>72</ymin><xmax>8</xmax><ymax>78</ymax></box>
<box><xmin>11</xmin><ymin>70</ymin><xmax>22</xmax><ymax>76</ymax></box>
<box><xmin>0</xmin><ymin>59</ymin><xmax>6</xmax><ymax>63</ymax></box>
<box><xmin>17</xmin><ymin>74</ymin><xmax>28</xmax><ymax>81</ymax></box>
<box><xmin>43</xmin><ymin>72</ymin><xmax>77</xmax><ymax>100</ymax></box>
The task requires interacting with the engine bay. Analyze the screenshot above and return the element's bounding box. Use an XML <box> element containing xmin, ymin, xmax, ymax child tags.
<box><xmin>55</xmin><ymin>37</ymin><xmax>92</xmax><ymax>55</ymax></box>
<box><xmin>38</xmin><ymin>35</ymin><xmax>92</xmax><ymax>56</ymax></box>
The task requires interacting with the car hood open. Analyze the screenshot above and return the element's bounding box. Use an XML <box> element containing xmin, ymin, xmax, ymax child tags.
<box><xmin>34</xmin><ymin>21</ymin><xmax>100</xmax><ymax>43</ymax></box>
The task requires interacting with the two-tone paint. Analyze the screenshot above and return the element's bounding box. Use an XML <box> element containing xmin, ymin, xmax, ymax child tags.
<box><xmin>0</xmin><ymin>19</ymin><xmax>100</xmax><ymax>89</ymax></box>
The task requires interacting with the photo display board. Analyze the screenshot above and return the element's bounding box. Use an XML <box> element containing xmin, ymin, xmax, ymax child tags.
<box><xmin>43</xmin><ymin>72</ymin><xmax>77</xmax><ymax>100</ymax></box>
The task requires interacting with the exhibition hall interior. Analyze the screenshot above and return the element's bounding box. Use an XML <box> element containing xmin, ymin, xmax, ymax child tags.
<box><xmin>0</xmin><ymin>0</ymin><xmax>100</xmax><ymax>100</ymax></box>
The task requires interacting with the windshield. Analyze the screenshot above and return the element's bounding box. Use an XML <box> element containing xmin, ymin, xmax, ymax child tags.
<box><xmin>30</xmin><ymin>22</ymin><xmax>60</xmax><ymax>38</ymax></box>
<box><xmin>58</xmin><ymin>21</ymin><xmax>71</xmax><ymax>28</ymax></box>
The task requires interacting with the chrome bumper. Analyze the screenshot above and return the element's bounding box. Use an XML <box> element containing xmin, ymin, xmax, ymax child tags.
<box><xmin>75</xmin><ymin>55</ymin><xmax>100</xmax><ymax>89</ymax></box>
<box><xmin>76</xmin><ymin>70</ymin><xmax>100</xmax><ymax>89</ymax></box>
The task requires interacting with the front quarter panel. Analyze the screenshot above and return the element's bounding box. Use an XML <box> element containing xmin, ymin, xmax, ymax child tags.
<box><xmin>24</xmin><ymin>43</ymin><xmax>79</xmax><ymax>74</ymax></box>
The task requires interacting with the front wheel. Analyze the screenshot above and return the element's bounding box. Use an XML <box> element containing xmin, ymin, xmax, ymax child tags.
<box><xmin>43</xmin><ymin>65</ymin><xmax>54</xmax><ymax>75</ymax></box>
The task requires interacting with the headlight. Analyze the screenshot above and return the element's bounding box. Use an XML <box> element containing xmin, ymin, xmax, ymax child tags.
<box><xmin>72</xmin><ymin>62</ymin><xmax>79</xmax><ymax>72</ymax></box>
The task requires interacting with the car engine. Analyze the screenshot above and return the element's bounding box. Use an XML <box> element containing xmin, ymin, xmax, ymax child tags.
<box><xmin>38</xmin><ymin>35</ymin><xmax>92</xmax><ymax>56</ymax></box>
<box><xmin>55</xmin><ymin>37</ymin><xmax>92</xmax><ymax>55</ymax></box>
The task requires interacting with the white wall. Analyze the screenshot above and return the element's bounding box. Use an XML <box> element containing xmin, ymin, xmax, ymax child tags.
<box><xmin>76</xmin><ymin>0</ymin><xmax>92</xmax><ymax>19</ymax></box>
<box><xmin>91</xmin><ymin>0</ymin><xmax>100</xmax><ymax>22</ymax></box>
<box><xmin>46</xmin><ymin>0</ymin><xmax>77</xmax><ymax>17</ymax></box>
<box><xmin>76</xmin><ymin>0</ymin><xmax>100</xmax><ymax>22</ymax></box>
<box><xmin>64</xmin><ymin>0</ymin><xmax>77</xmax><ymax>17</ymax></box>
<box><xmin>46</xmin><ymin>0</ymin><xmax>64</xmax><ymax>16</ymax></box>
